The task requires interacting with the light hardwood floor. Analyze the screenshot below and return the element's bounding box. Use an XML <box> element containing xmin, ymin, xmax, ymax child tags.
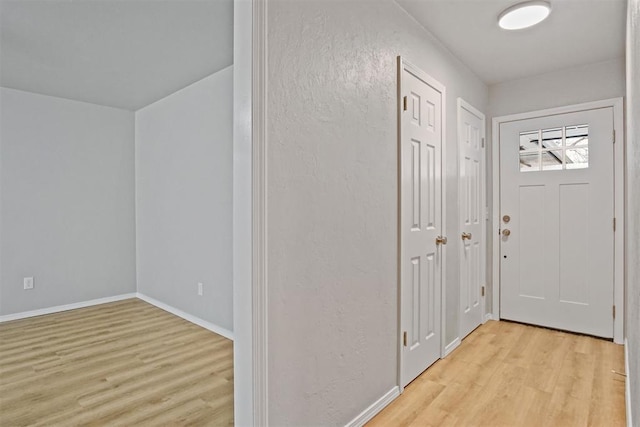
<box><xmin>0</xmin><ymin>299</ymin><xmax>233</xmax><ymax>426</ymax></box>
<box><xmin>368</xmin><ymin>320</ymin><xmax>626</xmax><ymax>427</ymax></box>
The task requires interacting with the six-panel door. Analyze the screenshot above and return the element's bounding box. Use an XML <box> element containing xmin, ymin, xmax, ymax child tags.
<box><xmin>459</xmin><ymin>102</ymin><xmax>484</xmax><ymax>340</ymax></box>
<box><xmin>400</xmin><ymin>64</ymin><xmax>443</xmax><ymax>387</ymax></box>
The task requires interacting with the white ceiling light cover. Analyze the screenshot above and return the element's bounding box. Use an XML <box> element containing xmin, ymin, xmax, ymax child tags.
<box><xmin>498</xmin><ymin>1</ymin><xmax>551</xmax><ymax>30</ymax></box>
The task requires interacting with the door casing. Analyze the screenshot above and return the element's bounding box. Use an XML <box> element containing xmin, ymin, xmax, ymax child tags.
<box><xmin>396</xmin><ymin>56</ymin><xmax>447</xmax><ymax>392</ymax></box>
<box><xmin>490</xmin><ymin>98</ymin><xmax>625</xmax><ymax>344</ymax></box>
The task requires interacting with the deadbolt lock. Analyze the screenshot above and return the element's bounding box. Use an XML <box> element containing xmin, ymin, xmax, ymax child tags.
<box><xmin>503</xmin><ymin>215</ymin><xmax>511</xmax><ymax>223</ymax></box>
<box><xmin>435</xmin><ymin>236</ymin><xmax>448</xmax><ymax>245</ymax></box>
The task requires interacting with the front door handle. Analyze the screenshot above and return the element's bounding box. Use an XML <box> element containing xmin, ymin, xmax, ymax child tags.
<box><xmin>461</xmin><ymin>232</ymin><xmax>472</xmax><ymax>241</ymax></box>
<box><xmin>436</xmin><ymin>236</ymin><xmax>448</xmax><ymax>245</ymax></box>
<box><xmin>502</xmin><ymin>229</ymin><xmax>511</xmax><ymax>237</ymax></box>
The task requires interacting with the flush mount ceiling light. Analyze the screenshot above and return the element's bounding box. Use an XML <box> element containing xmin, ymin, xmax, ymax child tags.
<box><xmin>498</xmin><ymin>1</ymin><xmax>551</xmax><ymax>30</ymax></box>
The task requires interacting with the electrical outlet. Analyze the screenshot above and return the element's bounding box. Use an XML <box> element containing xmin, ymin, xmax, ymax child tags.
<box><xmin>24</xmin><ymin>277</ymin><xmax>34</xmax><ymax>290</ymax></box>
<box><xmin>197</xmin><ymin>282</ymin><xmax>203</xmax><ymax>296</ymax></box>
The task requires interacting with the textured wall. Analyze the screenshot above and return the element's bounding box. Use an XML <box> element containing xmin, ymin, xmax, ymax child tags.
<box><xmin>135</xmin><ymin>67</ymin><xmax>233</xmax><ymax>332</ymax></box>
<box><xmin>625</xmin><ymin>0</ymin><xmax>640</xmax><ymax>423</ymax></box>
<box><xmin>489</xmin><ymin>58</ymin><xmax>626</xmax><ymax>117</ymax></box>
<box><xmin>0</xmin><ymin>87</ymin><xmax>136</xmax><ymax>315</ymax></box>
<box><xmin>266</xmin><ymin>0</ymin><xmax>487</xmax><ymax>424</ymax></box>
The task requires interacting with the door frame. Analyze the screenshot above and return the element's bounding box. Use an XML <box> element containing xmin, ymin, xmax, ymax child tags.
<box><xmin>396</xmin><ymin>56</ymin><xmax>447</xmax><ymax>391</ymax></box>
<box><xmin>490</xmin><ymin>98</ymin><xmax>624</xmax><ymax>344</ymax></box>
<box><xmin>457</xmin><ymin>98</ymin><xmax>487</xmax><ymax>338</ymax></box>
<box><xmin>233</xmin><ymin>0</ymin><xmax>268</xmax><ymax>424</ymax></box>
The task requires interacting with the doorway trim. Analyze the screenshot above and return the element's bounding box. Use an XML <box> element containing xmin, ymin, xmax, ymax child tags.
<box><xmin>490</xmin><ymin>97</ymin><xmax>624</xmax><ymax>344</ymax></box>
<box><xmin>396</xmin><ymin>56</ymin><xmax>447</xmax><ymax>392</ymax></box>
<box><xmin>233</xmin><ymin>0</ymin><xmax>268</xmax><ymax>425</ymax></box>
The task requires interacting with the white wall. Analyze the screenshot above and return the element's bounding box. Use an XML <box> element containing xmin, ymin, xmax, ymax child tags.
<box><xmin>135</xmin><ymin>66</ymin><xmax>233</xmax><ymax>332</ymax></box>
<box><xmin>0</xmin><ymin>87</ymin><xmax>136</xmax><ymax>315</ymax></box>
<box><xmin>266</xmin><ymin>1</ymin><xmax>488</xmax><ymax>423</ymax></box>
<box><xmin>625</xmin><ymin>0</ymin><xmax>640</xmax><ymax>423</ymax></box>
<box><xmin>485</xmin><ymin>58</ymin><xmax>626</xmax><ymax>315</ymax></box>
<box><xmin>489</xmin><ymin>58</ymin><xmax>626</xmax><ymax>117</ymax></box>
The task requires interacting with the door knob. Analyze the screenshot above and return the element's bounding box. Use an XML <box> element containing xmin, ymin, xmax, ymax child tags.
<box><xmin>461</xmin><ymin>232</ymin><xmax>472</xmax><ymax>240</ymax></box>
<box><xmin>436</xmin><ymin>236</ymin><xmax>448</xmax><ymax>245</ymax></box>
<box><xmin>502</xmin><ymin>229</ymin><xmax>511</xmax><ymax>237</ymax></box>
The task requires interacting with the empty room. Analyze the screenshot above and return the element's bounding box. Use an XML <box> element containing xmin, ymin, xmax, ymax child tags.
<box><xmin>0</xmin><ymin>0</ymin><xmax>235</xmax><ymax>424</ymax></box>
<box><xmin>2</xmin><ymin>0</ymin><xmax>640</xmax><ymax>426</ymax></box>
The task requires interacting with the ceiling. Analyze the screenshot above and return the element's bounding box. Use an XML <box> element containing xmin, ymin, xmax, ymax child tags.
<box><xmin>0</xmin><ymin>0</ymin><xmax>626</xmax><ymax>107</ymax></box>
<box><xmin>0</xmin><ymin>0</ymin><xmax>233</xmax><ymax>111</ymax></box>
<box><xmin>396</xmin><ymin>0</ymin><xmax>627</xmax><ymax>85</ymax></box>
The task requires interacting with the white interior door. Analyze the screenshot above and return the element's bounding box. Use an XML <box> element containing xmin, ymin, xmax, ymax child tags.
<box><xmin>499</xmin><ymin>107</ymin><xmax>614</xmax><ymax>338</ymax></box>
<box><xmin>400</xmin><ymin>59</ymin><xmax>444</xmax><ymax>387</ymax></box>
<box><xmin>458</xmin><ymin>100</ymin><xmax>485</xmax><ymax>340</ymax></box>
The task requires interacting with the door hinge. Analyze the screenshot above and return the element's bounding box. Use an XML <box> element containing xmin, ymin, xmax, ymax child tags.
<box><xmin>403</xmin><ymin>331</ymin><xmax>408</xmax><ymax>347</ymax></box>
<box><xmin>403</xmin><ymin>96</ymin><xmax>408</xmax><ymax>111</ymax></box>
<box><xmin>482</xmin><ymin>137</ymin><xmax>485</xmax><ymax>148</ymax></box>
<box><xmin>613</xmin><ymin>217</ymin><xmax>616</xmax><ymax>231</ymax></box>
<box><xmin>613</xmin><ymin>305</ymin><xmax>616</xmax><ymax>319</ymax></box>
<box><xmin>481</xmin><ymin>286</ymin><xmax>485</xmax><ymax>297</ymax></box>
<box><xmin>613</xmin><ymin>130</ymin><xmax>616</xmax><ymax>144</ymax></box>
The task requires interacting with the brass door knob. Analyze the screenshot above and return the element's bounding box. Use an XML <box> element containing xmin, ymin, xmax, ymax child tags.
<box><xmin>461</xmin><ymin>232</ymin><xmax>472</xmax><ymax>240</ymax></box>
<box><xmin>436</xmin><ymin>236</ymin><xmax>448</xmax><ymax>245</ymax></box>
<box><xmin>502</xmin><ymin>229</ymin><xmax>511</xmax><ymax>237</ymax></box>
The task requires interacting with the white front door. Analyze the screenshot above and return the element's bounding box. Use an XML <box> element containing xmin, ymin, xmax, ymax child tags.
<box><xmin>399</xmin><ymin>59</ymin><xmax>444</xmax><ymax>387</ymax></box>
<box><xmin>499</xmin><ymin>107</ymin><xmax>614</xmax><ymax>338</ymax></box>
<box><xmin>458</xmin><ymin>100</ymin><xmax>485</xmax><ymax>340</ymax></box>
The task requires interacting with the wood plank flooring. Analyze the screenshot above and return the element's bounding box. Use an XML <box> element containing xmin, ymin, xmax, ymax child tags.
<box><xmin>368</xmin><ymin>320</ymin><xmax>626</xmax><ymax>427</ymax></box>
<box><xmin>0</xmin><ymin>299</ymin><xmax>233</xmax><ymax>426</ymax></box>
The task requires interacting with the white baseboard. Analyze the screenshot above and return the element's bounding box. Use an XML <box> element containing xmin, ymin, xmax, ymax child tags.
<box><xmin>625</xmin><ymin>338</ymin><xmax>633</xmax><ymax>427</ymax></box>
<box><xmin>0</xmin><ymin>293</ymin><xmax>137</xmax><ymax>323</ymax></box>
<box><xmin>484</xmin><ymin>313</ymin><xmax>493</xmax><ymax>322</ymax></box>
<box><xmin>444</xmin><ymin>337</ymin><xmax>461</xmax><ymax>357</ymax></box>
<box><xmin>0</xmin><ymin>292</ymin><xmax>234</xmax><ymax>342</ymax></box>
<box><xmin>136</xmin><ymin>293</ymin><xmax>233</xmax><ymax>341</ymax></box>
<box><xmin>344</xmin><ymin>386</ymin><xmax>400</xmax><ymax>427</ymax></box>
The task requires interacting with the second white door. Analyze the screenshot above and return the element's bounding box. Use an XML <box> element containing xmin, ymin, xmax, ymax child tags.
<box><xmin>458</xmin><ymin>100</ymin><xmax>485</xmax><ymax>340</ymax></box>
